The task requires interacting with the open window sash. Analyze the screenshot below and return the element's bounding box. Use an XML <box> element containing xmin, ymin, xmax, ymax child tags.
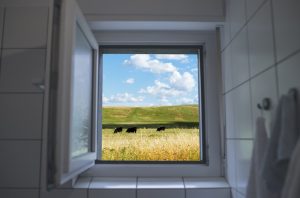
<box><xmin>55</xmin><ymin>0</ymin><xmax>98</xmax><ymax>185</ymax></box>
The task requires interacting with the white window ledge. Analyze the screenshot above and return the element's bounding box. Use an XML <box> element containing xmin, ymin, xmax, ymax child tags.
<box><xmin>73</xmin><ymin>177</ymin><xmax>230</xmax><ymax>190</ymax></box>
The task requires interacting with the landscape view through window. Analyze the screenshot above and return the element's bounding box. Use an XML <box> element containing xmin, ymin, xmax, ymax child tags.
<box><xmin>101</xmin><ymin>51</ymin><xmax>202</xmax><ymax>161</ymax></box>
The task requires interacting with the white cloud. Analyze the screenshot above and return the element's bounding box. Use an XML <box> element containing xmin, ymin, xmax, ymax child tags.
<box><xmin>139</xmin><ymin>80</ymin><xmax>184</xmax><ymax>98</ymax></box>
<box><xmin>103</xmin><ymin>96</ymin><xmax>109</xmax><ymax>103</ymax></box>
<box><xmin>177</xmin><ymin>97</ymin><xmax>194</xmax><ymax>105</ymax></box>
<box><xmin>155</xmin><ymin>54</ymin><xmax>189</xmax><ymax>63</ymax></box>
<box><xmin>169</xmin><ymin>71</ymin><xmax>195</xmax><ymax>92</ymax></box>
<box><xmin>124</xmin><ymin>54</ymin><xmax>177</xmax><ymax>74</ymax></box>
<box><xmin>103</xmin><ymin>93</ymin><xmax>144</xmax><ymax>104</ymax></box>
<box><xmin>125</xmin><ymin>78</ymin><xmax>135</xmax><ymax>84</ymax></box>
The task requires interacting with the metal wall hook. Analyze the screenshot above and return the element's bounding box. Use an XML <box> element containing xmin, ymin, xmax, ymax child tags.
<box><xmin>288</xmin><ymin>88</ymin><xmax>297</xmax><ymax>100</ymax></box>
<box><xmin>257</xmin><ymin>98</ymin><xmax>271</xmax><ymax>111</ymax></box>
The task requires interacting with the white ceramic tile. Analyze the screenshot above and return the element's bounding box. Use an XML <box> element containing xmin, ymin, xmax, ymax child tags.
<box><xmin>277</xmin><ymin>52</ymin><xmax>300</xmax><ymax>120</ymax></box>
<box><xmin>248</xmin><ymin>2</ymin><xmax>275</xmax><ymax>76</ymax></box>
<box><xmin>3</xmin><ymin>6</ymin><xmax>48</xmax><ymax>48</ymax></box>
<box><xmin>0</xmin><ymin>189</ymin><xmax>39</xmax><ymax>198</ymax></box>
<box><xmin>230</xmin><ymin>28</ymin><xmax>250</xmax><ymax>87</ymax></box>
<box><xmin>0</xmin><ymin>49</ymin><xmax>46</xmax><ymax>92</ymax></box>
<box><xmin>0</xmin><ymin>7</ymin><xmax>4</xmax><ymax>48</ymax></box>
<box><xmin>222</xmin><ymin>45</ymin><xmax>233</xmax><ymax>92</ymax></box>
<box><xmin>251</xmin><ymin>67</ymin><xmax>278</xmax><ymax>137</ymax></box>
<box><xmin>184</xmin><ymin>177</ymin><xmax>229</xmax><ymax>189</ymax></box>
<box><xmin>89</xmin><ymin>189</ymin><xmax>136</xmax><ymax>198</ymax></box>
<box><xmin>138</xmin><ymin>177</ymin><xmax>184</xmax><ymax>189</ymax></box>
<box><xmin>74</xmin><ymin>177</ymin><xmax>92</xmax><ymax>189</ymax></box>
<box><xmin>246</xmin><ymin>0</ymin><xmax>265</xmax><ymax>19</ymax></box>
<box><xmin>88</xmin><ymin>177</ymin><xmax>136</xmax><ymax>197</ymax></box>
<box><xmin>235</xmin><ymin>140</ymin><xmax>253</xmax><ymax>195</ymax></box>
<box><xmin>41</xmin><ymin>189</ymin><xmax>87</xmax><ymax>198</ymax></box>
<box><xmin>90</xmin><ymin>177</ymin><xmax>136</xmax><ymax>189</ymax></box>
<box><xmin>237</xmin><ymin>191</ymin><xmax>246</xmax><ymax>198</ymax></box>
<box><xmin>226</xmin><ymin>82</ymin><xmax>253</xmax><ymax>138</ymax></box>
<box><xmin>229</xmin><ymin>0</ymin><xmax>246</xmax><ymax>37</ymax></box>
<box><xmin>0</xmin><ymin>94</ymin><xmax>43</xmax><ymax>139</ymax></box>
<box><xmin>186</xmin><ymin>188</ymin><xmax>231</xmax><ymax>198</ymax></box>
<box><xmin>137</xmin><ymin>178</ymin><xmax>184</xmax><ymax>198</ymax></box>
<box><xmin>231</xmin><ymin>189</ymin><xmax>238</xmax><ymax>198</ymax></box>
<box><xmin>221</xmin><ymin>0</ymin><xmax>231</xmax><ymax>50</ymax></box>
<box><xmin>0</xmin><ymin>140</ymin><xmax>41</xmax><ymax>187</ymax></box>
<box><xmin>225</xmin><ymin>92</ymin><xmax>235</xmax><ymax>138</ymax></box>
<box><xmin>273</xmin><ymin>0</ymin><xmax>300</xmax><ymax>61</ymax></box>
<box><xmin>137</xmin><ymin>189</ymin><xmax>184</xmax><ymax>198</ymax></box>
<box><xmin>277</xmin><ymin>52</ymin><xmax>300</xmax><ymax>95</ymax></box>
<box><xmin>226</xmin><ymin>140</ymin><xmax>237</xmax><ymax>189</ymax></box>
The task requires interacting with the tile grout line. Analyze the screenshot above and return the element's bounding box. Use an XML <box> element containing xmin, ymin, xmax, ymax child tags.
<box><xmin>221</xmin><ymin>0</ymin><xmax>269</xmax><ymax>53</ymax></box>
<box><xmin>182</xmin><ymin>176</ymin><xmax>187</xmax><ymax>198</ymax></box>
<box><xmin>0</xmin><ymin>7</ymin><xmax>6</xmax><ymax>86</ymax></box>
<box><xmin>136</xmin><ymin>177</ymin><xmax>138</xmax><ymax>198</ymax></box>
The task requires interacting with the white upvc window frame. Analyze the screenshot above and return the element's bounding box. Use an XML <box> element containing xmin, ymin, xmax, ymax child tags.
<box><xmin>82</xmin><ymin>42</ymin><xmax>223</xmax><ymax>177</ymax></box>
<box><xmin>51</xmin><ymin>0</ymin><xmax>222</xmax><ymax>182</ymax></box>
<box><xmin>54</xmin><ymin>0</ymin><xmax>98</xmax><ymax>185</ymax></box>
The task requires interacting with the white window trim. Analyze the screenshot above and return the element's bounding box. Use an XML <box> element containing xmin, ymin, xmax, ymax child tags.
<box><xmin>49</xmin><ymin>0</ymin><xmax>222</xmax><ymax>181</ymax></box>
<box><xmin>82</xmin><ymin>34</ymin><xmax>223</xmax><ymax>177</ymax></box>
<box><xmin>54</xmin><ymin>0</ymin><xmax>98</xmax><ymax>185</ymax></box>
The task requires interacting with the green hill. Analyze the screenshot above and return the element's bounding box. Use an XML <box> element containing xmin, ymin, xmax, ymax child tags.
<box><xmin>102</xmin><ymin>105</ymin><xmax>199</xmax><ymax>128</ymax></box>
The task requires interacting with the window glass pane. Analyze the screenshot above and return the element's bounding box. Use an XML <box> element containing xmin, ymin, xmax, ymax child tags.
<box><xmin>70</xmin><ymin>25</ymin><xmax>93</xmax><ymax>158</ymax></box>
<box><xmin>101</xmin><ymin>52</ymin><xmax>202</xmax><ymax>162</ymax></box>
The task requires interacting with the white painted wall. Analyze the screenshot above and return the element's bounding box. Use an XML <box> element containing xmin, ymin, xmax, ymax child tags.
<box><xmin>221</xmin><ymin>0</ymin><xmax>300</xmax><ymax>197</ymax></box>
<box><xmin>77</xmin><ymin>0</ymin><xmax>225</xmax><ymax>22</ymax></box>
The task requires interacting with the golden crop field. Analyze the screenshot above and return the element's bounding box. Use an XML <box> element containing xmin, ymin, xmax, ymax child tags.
<box><xmin>101</xmin><ymin>128</ymin><xmax>200</xmax><ymax>161</ymax></box>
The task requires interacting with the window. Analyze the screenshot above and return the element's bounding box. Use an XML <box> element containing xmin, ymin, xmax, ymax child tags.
<box><xmin>97</xmin><ymin>47</ymin><xmax>206</xmax><ymax>163</ymax></box>
<box><xmin>50</xmin><ymin>0</ymin><xmax>222</xmax><ymax>184</ymax></box>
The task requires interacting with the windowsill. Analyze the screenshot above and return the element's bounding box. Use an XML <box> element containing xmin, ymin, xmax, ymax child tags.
<box><xmin>80</xmin><ymin>163</ymin><xmax>224</xmax><ymax>177</ymax></box>
<box><xmin>73</xmin><ymin>176</ymin><xmax>230</xmax><ymax>190</ymax></box>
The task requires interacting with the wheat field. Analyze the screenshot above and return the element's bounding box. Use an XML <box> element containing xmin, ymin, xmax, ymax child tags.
<box><xmin>101</xmin><ymin>128</ymin><xmax>200</xmax><ymax>161</ymax></box>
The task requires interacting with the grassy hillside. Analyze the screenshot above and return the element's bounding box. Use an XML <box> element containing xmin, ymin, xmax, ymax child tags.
<box><xmin>102</xmin><ymin>105</ymin><xmax>199</xmax><ymax>128</ymax></box>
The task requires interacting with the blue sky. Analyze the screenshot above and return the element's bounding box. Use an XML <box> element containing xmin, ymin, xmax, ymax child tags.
<box><xmin>102</xmin><ymin>54</ymin><xmax>199</xmax><ymax>107</ymax></box>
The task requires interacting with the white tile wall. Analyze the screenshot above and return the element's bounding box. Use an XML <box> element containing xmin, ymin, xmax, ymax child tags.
<box><xmin>222</xmin><ymin>46</ymin><xmax>233</xmax><ymax>92</ymax></box>
<box><xmin>235</xmin><ymin>140</ymin><xmax>253</xmax><ymax>194</ymax></box>
<box><xmin>247</xmin><ymin>1</ymin><xmax>275</xmax><ymax>76</ymax></box>
<box><xmin>41</xmin><ymin>190</ymin><xmax>88</xmax><ymax>198</ymax></box>
<box><xmin>137</xmin><ymin>189</ymin><xmax>184</xmax><ymax>198</ymax></box>
<box><xmin>90</xmin><ymin>189</ymin><xmax>135</xmax><ymax>198</ymax></box>
<box><xmin>137</xmin><ymin>178</ymin><xmax>184</xmax><ymax>198</ymax></box>
<box><xmin>90</xmin><ymin>177</ymin><xmax>136</xmax><ymax>189</ymax></box>
<box><xmin>230</xmin><ymin>28</ymin><xmax>249</xmax><ymax>87</ymax></box>
<box><xmin>3</xmin><ymin>7</ymin><xmax>48</xmax><ymax>48</ymax></box>
<box><xmin>0</xmin><ymin>94</ymin><xmax>43</xmax><ymax>139</ymax></box>
<box><xmin>226</xmin><ymin>82</ymin><xmax>252</xmax><ymax>139</ymax></box>
<box><xmin>226</xmin><ymin>140</ymin><xmax>237</xmax><ymax>189</ymax></box>
<box><xmin>0</xmin><ymin>49</ymin><xmax>46</xmax><ymax>92</ymax></box>
<box><xmin>0</xmin><ymin>140</ymin><xmax>41</xmax><ymax>187</ymax></box>
<box><xmin>0</xmin><ymin>189</ymin><xmax>39</xmax><ymax>198</ymax></box>
<box><xmin>278</xmin><ymin>52</ymin><xmax>300</xmax><ymax>95</ymax></box>
<box><xmin>89</xmin><ymin>177</ymin><xmax>136</xmax><ymax>198</ymax></box>
<box><xmin>229</xmin><ymin>0</ymin><xmax>246</xmax><ymax>38</ymax></box>
<box><xmin>220</xmin><ymin>0</ymin><xmax>231</xmax><ymax>50</ymax></box>
<box><xmin>186</xmin><ymin>189</ymin><xmax>231</xmax><ymax>198</ymax></box>
<box><xmin>222</xmin><ymin>0</ymin><xmax>300</xmax><ymax>196</ymax></box>
<box><xmin>273</xmin><ymin>0</ymin><xmax>300</xmax><ymax>61</ymax></box>
<box><xmin>250</xmin><ymin>68</ymin><xmax>278</xmax><ymax>136</ymax></box>
<box><xmin>0</xmin><ymin>7</ymin><xmax>4</xmax><ymax>48</ymax></box>
<box><xmin>184</xmin><ymin>177</ymin><xmax>231</xmax><ymax>198</ymax></box>
<box><xmin>245</xmin><ymin>0</ymin><xmax>265</xmax><ymax>19</ymax></box>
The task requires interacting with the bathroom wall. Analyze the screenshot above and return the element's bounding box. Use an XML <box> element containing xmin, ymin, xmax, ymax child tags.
<box><xmin>221</xmin><ymin>0</ymin><xmax>300</xmax><ymax>197</ymax></box>
<box><xmin>77</xmin><ymin>0</ymin><xmax>225</xmax><ymax>22</ymax></box>
<box><xmin>0</xmin><ymin>1</ymin><xmax>226</xmax><ymax>198</ymax></box>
